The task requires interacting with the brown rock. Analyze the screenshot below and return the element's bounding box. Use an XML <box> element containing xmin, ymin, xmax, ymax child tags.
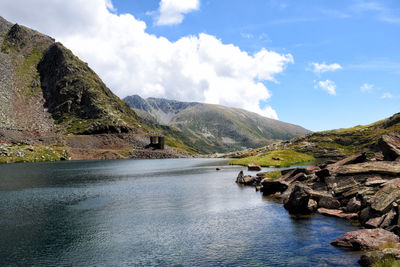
<box><xmin>328</xmin><ymin>152</ymin><xmax>367</xmax><ymax>169</ymax></box>
<box><xmin>307</xmin><ymin>199</ymin><xmax>318</xmax><ymax>212</ymax></box>
<box><xmin>248</xmin><ymin>163</ymin><xmax>262</xmax><ymax>171</ymax></box>
<box><xmin>331</xmin><ymin>228</ymin><xmax>400</xmax><ymax>250</ymax></box>
<box><xmin>378</xmin><ymin>133</ymin><xmax>400</xmax><ymax>161</ymax></box>
<box><xmin>380</xmin><ymin>208</ymin><xmax>397</xmax><ymax>229</ymax></box>
<box><xmin>318</xmin><ymin>196</ymin><xmax>341</xmax><ymax>209</ymax></box>
<box><xmin>359</xmin><ymin>207</ymin><xmax>376</xmax><ymax>225</ymax></box>
<box><xmin>306</xmin><ymin>166</ymin><xmax>321</xmax><ymax>174</ymax></box>
<box><xmin>325</xmin><ymin>176</ymin><xmax>359</xmax><ymax>196</ymax></box>
<box><xmin>365</xmin><ymin>177</ymin><xmax>387</xmax><ymax>186</ymax></box>
<box><xmin>365</xmin><ymin>216</ymin><xmax>385</xmax><ymax>228</ymax></box>
<box><xmin>317</xmin><ymin>208</ymin><xmax>358</xmax><ymax>219</ymax></box>
<box><xmin>283</xmin><ymin>184</ymin><xmax>311</xmax><ymax>215</ymax></box>
<box><xmin>236</xmin><ymin>171</ymin><xmax>245</xmax><ymax>183</ymax></box>
<box><xmin>316</xmin><ymin>168</ymin><xmax>330</xmax><ymax>180</ymax></box>
<box><xmin>370</xmin><ymin>183</ymin><xmax>400</xmax><ymax>214</ymax></box>
<box><xmin>243</xmin><ymin>175</ymin><xmax>256</xmax><ymax>185</ymax></box>
<box><xmin>335</xmin><ymin>161</ymin><xmax>400</xmax><ymax>176</ymax></box>
<box><xmin>346</xmin><ymin>197</ymin><xmax>362</xmax><ymax>213</ymax></box>
<box><xmin>260</xmin><ymin>179</ymin><xmax>289</xmax><ymax>196</ymax></box>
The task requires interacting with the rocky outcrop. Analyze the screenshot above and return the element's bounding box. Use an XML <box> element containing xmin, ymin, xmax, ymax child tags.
<box><xmin>283</xmin><ymin>184</ymin><xmax>311</xmax><ymax>214</ymax></box>
<box><xmin>235</xmin><ymin>137</ymin><xmax>400</xmax><ymax>265</ymax></box>
<box><xmin>378</xmin><ymin>133</ymin><xmax>400</xmax><ymax>161</ymax></box>
<box><xmin>331</xmin><ymin>229</ymin><xmax>399</xmax><ymax>250</ymax></box>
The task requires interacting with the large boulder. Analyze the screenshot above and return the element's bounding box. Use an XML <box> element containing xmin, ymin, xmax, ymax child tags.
<box><xmin>236</xmin><ymin>171</ymin><xmax>245</xmax><ymax>183</ymax></box>
<box><xmin>318</xmin><ymin>196</ymin><xmax>341</xmax><ymax>209</ymax></box>
<box><xmin>283</xmin><ymin>184</ymin><xmax>311</xmax><ymax>215</ymax></box>
<box><xmin>370</xmin><ymin>183</ymin><xmax>400</xmax><ymax>214</ymax></box>
<box><xmin>346</xmin><ymin>197</ymin><xmax>362</xmax><ymax>213</ymax></box>
<box><xmin>260</xmin><ymin>179</ymin><xmax>288</xmax><ymax>196</ymax></box>
<box><xmin>378</xmin><ymin>133</ymin><xmax>400</xmax><ymax>161</ymax></box>
<box><xmin>331</xmin><ymin>229</ymin><xmax>400</xmax><ymax>250</ymax></box>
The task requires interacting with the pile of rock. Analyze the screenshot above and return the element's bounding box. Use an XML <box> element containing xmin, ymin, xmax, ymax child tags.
<box><xmin>235</xmin><ymin>133</ymin><xmax>400</xmax><ymax>266</ymax></box>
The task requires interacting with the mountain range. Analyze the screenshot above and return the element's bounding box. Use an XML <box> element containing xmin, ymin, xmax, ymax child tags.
<box><xmin>124</xmin><ymin>95</ymin><xmax>310</xmax><ymax>154</ymax></box>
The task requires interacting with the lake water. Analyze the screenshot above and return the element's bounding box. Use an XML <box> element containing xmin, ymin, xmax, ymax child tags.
<box><xmin>0</xmin><ymin>158</ymin><xmax>361</xmax><ymax>266</ymax></box>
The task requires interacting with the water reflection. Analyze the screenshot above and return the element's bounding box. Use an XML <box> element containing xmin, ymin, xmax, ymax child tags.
<box><xmin>0</xmin><ymin>159</ymin><xmax>360</xmax><ymax>266</ymax></box>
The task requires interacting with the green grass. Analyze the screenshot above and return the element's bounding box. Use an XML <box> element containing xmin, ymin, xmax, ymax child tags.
<box><xmin>0</xmin><ymin>144</ymin><xmax>68</xmax><ymax>164</ymax></box>
<box><xmin>372</xmin><ymin>257</ymin><xmax>400</xmax><ymax>267</ymax></box>
<box><xmin>229</xmin><ymin>149</ymin><xmax>315</xmax><ymax>167</ymax></box>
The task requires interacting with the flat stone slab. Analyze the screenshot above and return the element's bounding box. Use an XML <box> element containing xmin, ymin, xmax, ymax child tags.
<box><xmin>335</xmin><ymin>162</ymin><xmax>400</xmax><ymax>176</ymax></box>
<box><xmin>331</xmin><ymin>228</ymin><xmax>400</xmax><ymax>250</ymax></box>
<box><xmin>317</xmin><ymin>208</ymin><xmax>358</xmax><ymax>219</ymax></box>
<box><xmin>370</xmin><ymin>183</ymin><xmax>400</xmax><ymax>213</ymax></box>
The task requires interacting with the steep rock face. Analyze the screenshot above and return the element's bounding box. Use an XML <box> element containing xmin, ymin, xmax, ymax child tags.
<box><xmin>0</xmin><ymin>21</ymin><xmax>56</xmax><ymax>142</ymax></box>
<box><xmin>38</xmin><ymin>43</ymin><xmax>139</xmax><ymax>134</ymax></box>
<box><xmin>124</xmin><ymin>95</ymin><xmax>311</xmax><ymax>153</ymax></box>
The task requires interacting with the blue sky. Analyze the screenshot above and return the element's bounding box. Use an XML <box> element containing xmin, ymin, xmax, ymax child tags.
<box><xmin>115</xmin><ymin>0</ymin><xmax>400</xmax><ymax>131</ymax></box>
<box><xmin>0</xmin><ymin>0</ymin><xmax>399</xmax><ymax>131</ymax></box>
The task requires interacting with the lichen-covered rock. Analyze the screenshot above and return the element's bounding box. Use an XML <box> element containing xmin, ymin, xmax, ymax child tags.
<box><xmin>359</xmin><ymin>248</ymin><xmax>400</xmax><ymax>267</ymax></box>
<box><xmin>331</xmin><ymin>229</ymin><xmax>400</xmax><ymax>250</ymax></box>
<box><xmin>335</xmin><ymin>161</ymin><xmax>400</xmax><ymax>176</ymax></box>
<box><xmin>370</xmin><ymin>183</ymin><xmax>400</xmax><ymax>214</ymax></box>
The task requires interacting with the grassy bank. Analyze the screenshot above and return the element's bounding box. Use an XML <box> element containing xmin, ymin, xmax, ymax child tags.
<box><xmin>0</xmin><ymin>144</ymin><xmax>68</xmax><ymax>163</ymax></box>
<box><xmin>229</xmin><ymin>149</ymin><xmax>315</xmax><ymax>167</ymax></box>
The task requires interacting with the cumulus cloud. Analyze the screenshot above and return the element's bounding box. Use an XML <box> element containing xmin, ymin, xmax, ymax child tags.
<box><xmin>315</xmin><ymin>80</ymin><xmax>336</xmax><ymax>95</ymax></box>
<box><xmin>309</xmin><ymin>62</ymin><xmax>342</xmax><ymax>74</ymax></box>
<box><xmin>0</xmin><ymin>0</ymin><xmax>293</xmax><ymax>120</ymax></box>
<box><xmin>360</xmin><ymin>83</ymin><xmax>374</xmax><ymax>92</ymax></box>
<box><xmin>156</xmin><ymin>0</ymin><xmax>199</xmax><ymax>25</ymax></box>
<box><xmin>381</xmin><ymin>92</ymin><xmax>393</xmax><ymax>99</ymax></box>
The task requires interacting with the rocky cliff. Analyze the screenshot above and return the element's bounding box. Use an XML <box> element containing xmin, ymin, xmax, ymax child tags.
<box><xmin>0</xmin><ymin>16</ymin><xmax>191</xmax><ymax>162</ymax></box>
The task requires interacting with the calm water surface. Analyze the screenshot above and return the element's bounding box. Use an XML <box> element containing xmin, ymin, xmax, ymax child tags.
<box><xmin>0</xmin><ymin>158</ymin><xmax>360</xmax><ymax>266</ymax></box>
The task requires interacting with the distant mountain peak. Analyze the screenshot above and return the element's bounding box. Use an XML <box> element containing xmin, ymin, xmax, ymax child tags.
<box><xmin>124</xmin><ymin>95</ymin><xmax>311</xmax><ymax>153</ymax></box>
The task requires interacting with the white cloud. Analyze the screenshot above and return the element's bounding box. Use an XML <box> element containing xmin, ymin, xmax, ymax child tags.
<box><xmin>309</xmin><ymin>62</ymin><xmax>342</xmax><ymax>74</ymax></box>
<box><xmin>156</xmin><ymin>0</ymin><xmax>199</xmax><ymax>25</ymax></box>
<box><xmin>360</xmin><ymin>83</ymin><xmax>374</xmax><ymax>92</ymax></box>
<box><xmin>315</xmin><ymin>80</ymin><xmax>337</xmax><ymax>95</ymax></box>
<box><xmin>381</xmin><ymin>92</ymin><xmax>393</xmax><ymax>99</ymax></box>
<box><xmin>0</xmin><ymin>0</ymin><xmax>293</xmax><ymax>120</ymax></box>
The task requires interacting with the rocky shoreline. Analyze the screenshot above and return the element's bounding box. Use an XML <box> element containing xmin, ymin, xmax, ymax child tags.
<box><xmin>236</xmin><ymin>132</ymin><xmax>400</xmax><ymax>266</ymax></box>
